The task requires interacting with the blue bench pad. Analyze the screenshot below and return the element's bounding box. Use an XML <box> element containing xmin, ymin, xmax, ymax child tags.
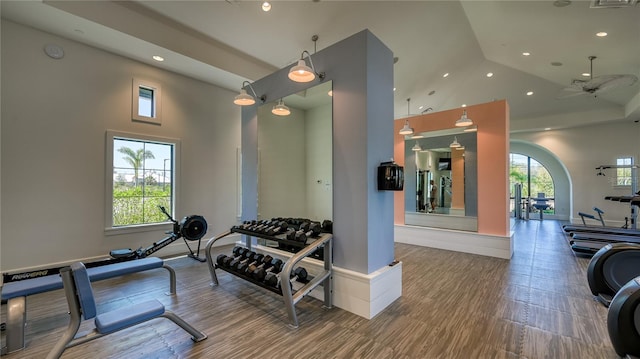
<box><xmin>86</xmin><ymin>257</ymin><xmax>163</xmax><ymax>281</ymax></box>
<box><xmin>95</xmin><ymin>299</ymin><xmax>165</xmax><ymax>334</ymax></box>
<box><xmin>2</xmin><ymin>257</ymin><xmax>164</xmax><ymax>300</ymax></box>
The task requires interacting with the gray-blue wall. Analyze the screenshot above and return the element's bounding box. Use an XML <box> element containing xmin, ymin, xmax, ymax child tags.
<box><xmin>242</xmin><ymin>30</ymin><xmax>395</xmax><ymax>274</ymax></box>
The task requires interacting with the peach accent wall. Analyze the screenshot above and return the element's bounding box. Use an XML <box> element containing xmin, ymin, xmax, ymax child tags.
<box><xmin>394</xmin><ymin>100</ymin><xmax>510</xmax><ymax>236</ymax></box>
<box><xmin>451</xmin><ymin>149</ymin><xmax>465</xmax><ymax>210</ymax></box>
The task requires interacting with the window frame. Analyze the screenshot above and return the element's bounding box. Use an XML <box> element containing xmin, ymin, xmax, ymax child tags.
<box><xmin>132</xmin><ymin>78</ymin><xmax>162</xmax><ymax>125</ymax></box>
<box><xmin>614</xmin><ymin>156</ymin><xmax>633</xmax><ymax>188</ymax></box>
<box><xmin>105</xmin><ymin>130</ymin><xmax>180</xmax><ymax>235</ymax></box>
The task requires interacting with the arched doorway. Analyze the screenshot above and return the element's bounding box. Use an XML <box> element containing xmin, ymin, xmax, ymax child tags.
<box><xmin>510</xmin><ymin>140</ymin><xmax>572</xmax><ymax>221</ymax></box>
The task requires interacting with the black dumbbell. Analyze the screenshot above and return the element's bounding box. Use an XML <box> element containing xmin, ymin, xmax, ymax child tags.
<box><xmin>265</xmin><ymin>267</ymin><xmax>308</xmax><ymax>289</ymax></box>
<box><xmin>254</xmin><ymin>258</ymin><xmax>284</xmax><ymax>281</ymax></box>
<box><xmin>246</xmin><ymin>254</ymin><xmax>273</xmax><ymax>276</ymax></box>
<box><xmin>216</xmin><ymin>247</ymin><xmax>247</xmax><ymax>268</ymax></box>
<box><xmin>322</xmin><ymin>220</ymin><xmax>333</xmax><ymax>233</ymax></box>
<box><xmin>229</xmin><ymin>250</ymin><xmax>257</xmax><ymax>270</ymax></box>
<box><xmin>237</xmin><ymin>253</ymin><xmax>264</xmax><ymax>273</ymax></box>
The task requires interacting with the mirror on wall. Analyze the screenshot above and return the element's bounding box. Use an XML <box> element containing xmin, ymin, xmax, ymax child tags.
<box><xmin>404</xmin><ymin>128</ymin><xmax>478</xmax><ymax>231</ymax></box>
<box><xmin>257</xmin><ymin>81</ymin><xmax>333</xmax><ymax>223</ymax></box>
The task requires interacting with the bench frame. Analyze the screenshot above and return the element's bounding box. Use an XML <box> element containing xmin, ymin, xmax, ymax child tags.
<box><xmin>1</xmin><ymin>258</ymin><xmax>175</xmax><ymax>354</ymax></box>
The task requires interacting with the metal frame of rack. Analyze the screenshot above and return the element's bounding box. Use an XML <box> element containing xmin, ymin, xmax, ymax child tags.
<box><xmin>204</xmin><ymin>229</ymin><xmax>333</xmax><ymax>328</ymax></box>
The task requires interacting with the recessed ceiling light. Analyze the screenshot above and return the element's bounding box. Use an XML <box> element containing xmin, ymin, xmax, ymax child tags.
<box><xmin>544</xmin><ymin>127</ymin><xmax>551</xmax><ymax>131</ymax></box>
<box><xmin>522</xmin><ymin>52</ymin><xmax>531</xmax><ymax>56</ymax></box>
<box><xmin>152</xmin><ymin>55</ymin><xmax>164</xmax><ymax>62</ymax></box>
<box><xmin>443</xmin><ymin>73</ymin><xmax>449</xmax><ymax>78</ymax></box>
<box><xmin>486</xmin><ymin>72</ymin><xmax>494</xmax><ymax>78</ymax></box>
<box><xmin>461</xmin><ymin>104</ymin><xmax>467</xmax><ymax>107</ymax></box>
<box><xmin>262</xmin><ymin>1</ymin><xmax>271</xmax><ymax>11</ymax></box>
<box><xmin>553</xmin><ymin>0</ymin><xmax>572</xmax><ymax>7</ymax></box>
<box><xmin>596</xmin><ymin>31</ymin><xmax>608</xmax><ymax>37</ymax></box>
<box><xmin>526</xmin><ymin>91</ymin><xmax>534</xmax><ymax>96</ymax></box>
<box><xmin>582</xmin><ymin>72</ymin><xmax>591</xmax><ymax>77</ymax></box>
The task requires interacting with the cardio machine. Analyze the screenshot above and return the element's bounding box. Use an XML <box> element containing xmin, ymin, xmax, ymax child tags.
<box><xmin>607</xmin><ymin>276</ymin><xmax>640</xmax><ymax>358</ymax></box>
<box><xmin>587</xmin><ymin>242</ymin><xmax>640</xmax><ymax>307</ymax></box>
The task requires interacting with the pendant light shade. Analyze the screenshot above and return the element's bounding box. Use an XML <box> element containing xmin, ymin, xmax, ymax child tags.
<box><xmin>450</xmin><ymin>136</ymin><xmax>461</xmax><ymax>148</ymax></box>
<box><xmin>234</xmin><ymin>89</ymin><xmax>255</xmax><ymax>106</ymax></box>
<box><xmin>399</xmin><ymin>98</ymin><xmax>414</xmax><ymax>135</ymax></box>
<box><xmin>289</xmin><ymin>59</ymin><xmax>316</xmax><ymax>82</ymax></box>
<box><xmin>233</xmin><ymin>81</ymin><xmax>264</xmax><ymax>106</ymax></box>
<box><xmin>288</xmin><ymin>50</ymin><xmax>324</xmax><ymax>83</ymax></box>
<box><xmin>272</xmin><ymin>99</ymin><xmax>291</xmax><ymax>116</ymax></box>
<box><xmin>455</xmin><ymin>109</ymin><xmax>473</xmax><ymax>127</ymax></box>
<box><xmin>412</xmin><ymin>141</ymin><xmax>422</xmax><ymax>152</ymax></box>
<box><xmin>399</xmin><ymin>120</ymin><xmax>414</xmax><ymax>135</ymax></box>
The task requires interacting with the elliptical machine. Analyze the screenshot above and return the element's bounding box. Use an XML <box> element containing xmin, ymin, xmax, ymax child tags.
<box><xmin>607</xmin><ymin>276</ymin><xmax>640</xmax><ymax>358</ymax></box>
<box><xmin>587</xmin><ymin>242</ymin><xmax>640</xmax><ymax>307</ymax></box>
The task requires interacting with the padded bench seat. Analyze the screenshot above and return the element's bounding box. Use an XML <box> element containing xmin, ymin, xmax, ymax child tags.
<box><xmin>1</xmin><ymin>257</ymin><xmax>176</xmax><ymax>354</ymax></box>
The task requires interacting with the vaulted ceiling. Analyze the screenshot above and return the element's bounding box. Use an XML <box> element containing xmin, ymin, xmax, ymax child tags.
<box><xmin>2</xmin><ymin>0</ymin><xmax>639</xmax><ymax>131</ymax></box>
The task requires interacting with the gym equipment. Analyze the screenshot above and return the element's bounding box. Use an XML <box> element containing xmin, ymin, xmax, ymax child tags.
<box><xmin>586</xmin><ymin>243</ymin><xmax>640</xmax><ymax>306</ymax></box>
<box><xmin>246</xmin><ymin>255</ymin><xmax>273</xmax><ymax>276</ymax></box>
<box><xmin>205</xmin><ymin>220</ymin><xmax>333</xmax><ymax>328</ymax></box>
<box><xmin>229</xmin><ymin>251</ymin><xmax>258</xmax><ymax>271</ymax></box>
<box><xmin>111</xmin><ymin>206</ymin><xmax>208</xmax><ymax>262</ymax></box>
<box><xmin>1</xmin><ymin>257</ymin><xmax>176</xmax><ymax>354</ymax></box>
<box><xmin>265</xmin><ymin>267</ymin><xmax>308</xmax><ymax>289</ymax></box>
<box><xmin>252</xmin><ymin>258</ymin><xmax>283</xmax><ymax>281</ymax></box>
<box><xmin>2</xmin><ymin>206</ymin><xmax>208</xmax><ymax>285</ymax></box>
<box><xmin>46</xmin><ymin>262</ymin><xmax>206</xmax><ymax>359</ymax></box>
<box><xmin>237</xmin><ymin>253</ymin><xmax>264</xmax><ymax>273</ymax></box>
<box><xmin>607</xmin><ymin>276</ymin><xmax>640</xmax><ymax>358</ymax></box>
<box><xmin>570</xmin><ymin>232</ymin><xmax>640</xmax><ymax>256</ymax></box>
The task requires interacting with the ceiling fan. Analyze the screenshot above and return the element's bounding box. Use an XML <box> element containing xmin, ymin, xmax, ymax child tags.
<box><xmin>557</xmin><ymin>56</ymin><xmax>638</xmax><ymax>98</ymax></box>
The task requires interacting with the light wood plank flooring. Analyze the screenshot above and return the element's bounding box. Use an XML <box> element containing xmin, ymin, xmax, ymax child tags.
<box><xmin>1</xmin><ymin>219</ymin><xmax>617</xmax><ymax>358</ymax></box>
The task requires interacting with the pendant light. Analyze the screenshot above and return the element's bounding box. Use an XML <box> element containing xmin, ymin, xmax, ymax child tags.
<box><xmin>455</xmin><ymin>109</ymin><xmax>473</xmax><ymax>127</ymax></box>
<box><xmin>234</xmin><ymin>81</ymin><xmax>265</xmax><ymax>106</ymax></box>
<box><xmin>288</xmin><ymin>50</ymin><xmax>325</xmax><ymax>83</ymax></box>
<box><xmin>289</xmin><ymin>36</ymin><xmax>325</xmax><ymax>83</ymax></box>
<box><xmin>399</xmin><ymin>98</ymin><xmax>414</xmax><ymax>136</ymax></box>
<box><xmin>412</xmin><ymin>141</ymin><xmax>422</xmax><ymax>152</ymax></box>
<box><xmin>449</xmin><ymin>136</ymin><xmax>461</xmax><ymax>148</ymax></box>
<box><xmin>272</xmin><ymin>99</ymin><xmax>290</xmax><ymax>116</ymax></box>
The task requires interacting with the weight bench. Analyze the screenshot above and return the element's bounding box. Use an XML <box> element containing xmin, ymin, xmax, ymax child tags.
<box><xmin>1</xmin><ymin>257</ymin><xmax>176</xmax><ymax>354</ymax></box>
<box><xmin>46</xmin><ymin>262</ymin><xmax>206</xmax><ymax>359</ymax></box>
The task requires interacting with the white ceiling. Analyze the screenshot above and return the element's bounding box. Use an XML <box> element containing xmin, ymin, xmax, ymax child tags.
<box><xmin>2</xmin><ymin>0</ymin><xmax>639</xmax><ymax>131</ymax></box>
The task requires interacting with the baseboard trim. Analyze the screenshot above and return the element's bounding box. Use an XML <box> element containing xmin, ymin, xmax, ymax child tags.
<box><xmin>394</xmin><ymin>224</ymin><xmax>513</xmax><ymax>259</ymax></box>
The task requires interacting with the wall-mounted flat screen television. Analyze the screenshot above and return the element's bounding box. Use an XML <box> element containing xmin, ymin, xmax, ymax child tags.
<box><xmin>438</xmin><ymin>158</ymin><xmax>451</xmax><ymax>171</ymax></box>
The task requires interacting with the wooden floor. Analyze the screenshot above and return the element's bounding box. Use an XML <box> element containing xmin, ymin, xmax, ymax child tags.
<box><xmin>1</xmin><ymin>219</ymin><xmax>618</xmax><ymax>358</ymax></box>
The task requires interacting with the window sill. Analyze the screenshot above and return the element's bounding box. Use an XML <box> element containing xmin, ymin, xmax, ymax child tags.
<box><xmin>105</xmin><ymin>222</ymin><xmax>172</xmax><ymax>237</ymax></box>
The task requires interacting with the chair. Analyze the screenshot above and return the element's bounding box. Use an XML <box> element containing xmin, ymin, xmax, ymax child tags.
<box><xmin>46</xmin><ymin>262</ymin><xmax>207</xmax><ymax>359</ymax></box>
<box><xmin>531</xmin><ymin>192</ymin><xmax>550</xmax><ymax>220</ymax></box>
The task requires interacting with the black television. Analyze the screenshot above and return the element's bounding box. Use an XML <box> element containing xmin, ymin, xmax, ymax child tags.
<box><xmin>438</xmin><ymin>158</ymin><xmax>451</xmax><ymax>171</ymax></box>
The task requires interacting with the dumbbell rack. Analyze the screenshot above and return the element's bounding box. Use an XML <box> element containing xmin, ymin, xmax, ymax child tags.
<box><xmin>204</xmin><ymin>228</ymin><xmax>333</xmax><ymax>328</ymax></box>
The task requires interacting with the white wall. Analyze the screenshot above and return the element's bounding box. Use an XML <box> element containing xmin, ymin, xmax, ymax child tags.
<box><xmin>257</xmin><ymin>106</ymin><xmax>307</xmax><ymax>219</ymax></box>
<box><xmin>511</xmin><ymin>120</ymin><xmax>640</xmax><ymax>226</ymax></box>
<box><xmin>1</xmin><ymin>20</ymin><xmax>241</xmax><ymax>271</ymax></box>
<box><xmin>256</xmin><ymin>103</ymin><xmax>332</xmax><ymax>222</ymax></box>
<box><xmin>305</xmin><ymin>103</ymin><xmax>332</xmax><ymax>221</ymax></box>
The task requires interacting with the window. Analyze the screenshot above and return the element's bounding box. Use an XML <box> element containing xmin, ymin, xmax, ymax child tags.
<box><xmin>106</xmin><ymin>131</ymin><xmax>179</xmax><ymax>233</ymax></box>
<box><xmin>509</xmin><ymin>153</ymin><xmax>555</xmax><ymax>214</ymax></box>
<box><xmin>132</xmin><ymin>78</ymin><xmax>162</xmax><ymax>124</ymax></box>
<box><xmin>616</xmin><ymin>157</ymin><xmax>633</xmax><ymax>186</ymax></box>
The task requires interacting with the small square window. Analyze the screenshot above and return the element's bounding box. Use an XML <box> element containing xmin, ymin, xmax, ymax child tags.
<box><xmin>615</xmin><ymin>157</ymin><xmax>633</xmax><ymax>186</ymax></box>
<box><xmin>132</xmin><ymin>78</ymin><xmax>162</xmax><ymax>124</ymax></box>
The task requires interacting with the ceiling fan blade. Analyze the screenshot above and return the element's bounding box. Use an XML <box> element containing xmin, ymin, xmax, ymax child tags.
<box><xmin>589</xmin><ymin>74</ymin><xmax>638</xmax><ymax>93</ymax></box>
<box><xmin>556</xmin><ymin>87</ymin><xmax>588</xmax><ymax>99</ymax></box>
